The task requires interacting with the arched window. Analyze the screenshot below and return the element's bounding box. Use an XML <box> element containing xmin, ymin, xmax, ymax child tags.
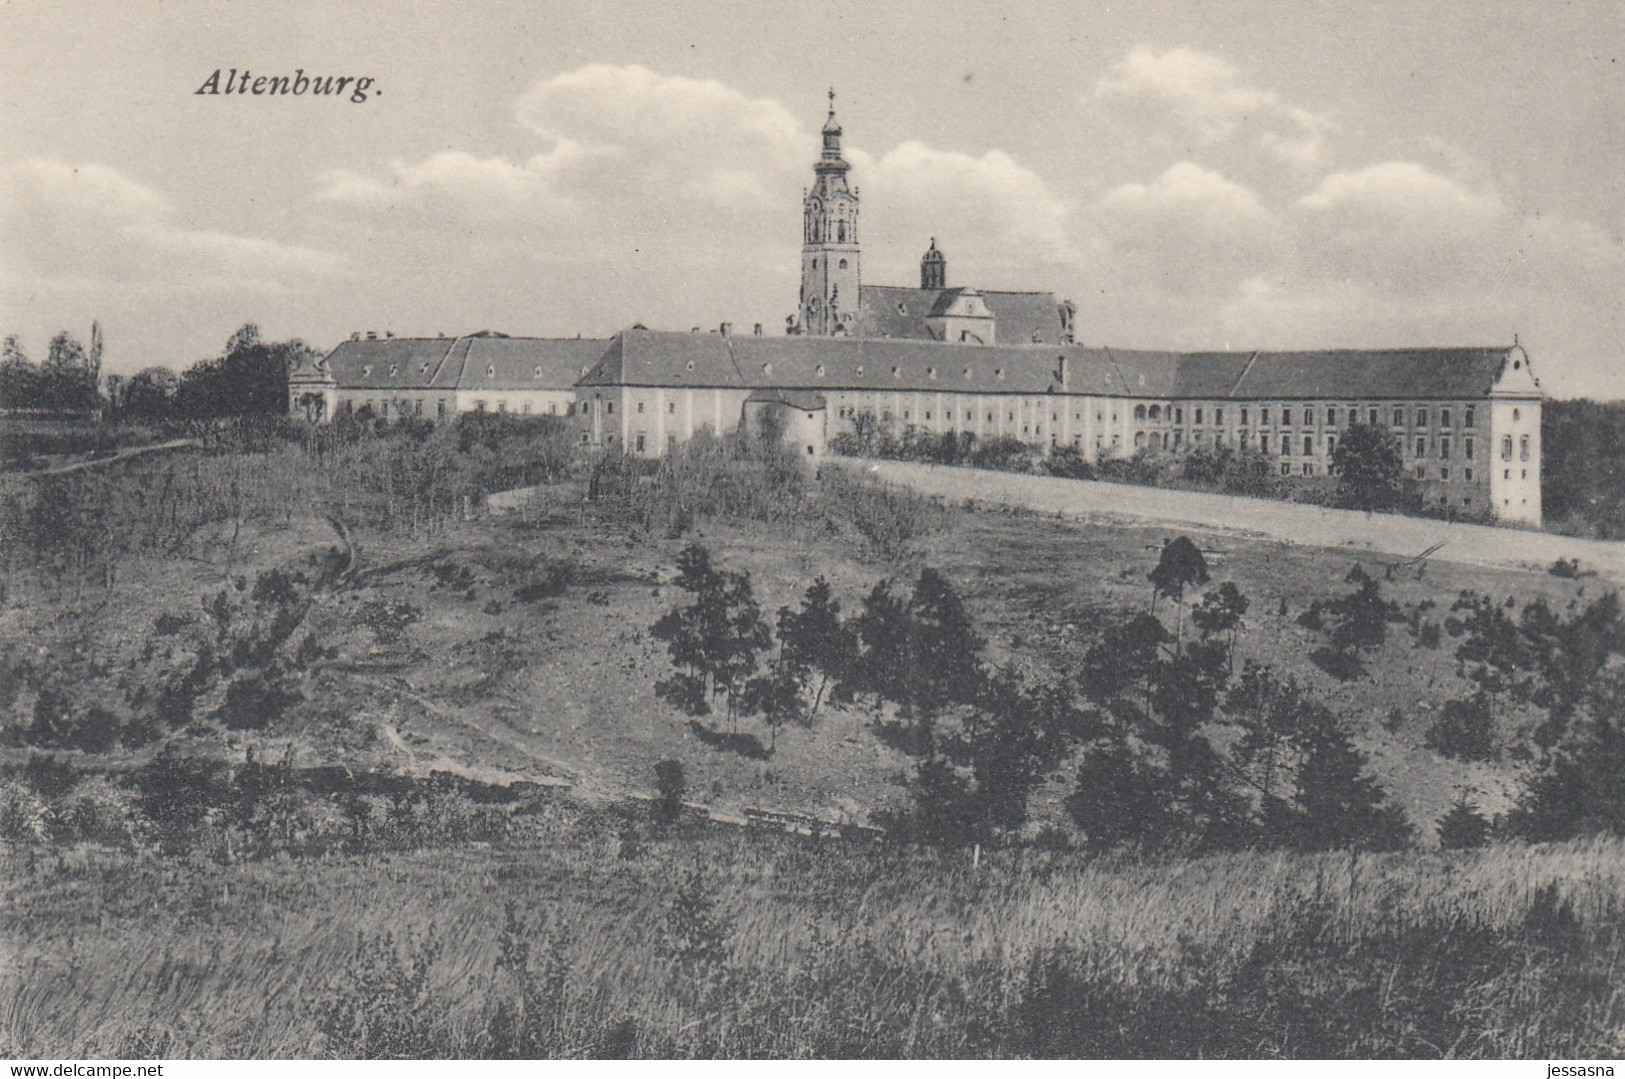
<box><xmin>1149</xmin><ymin>405</ymin><xmax>1162</xmax><ymax>421</ymax></box>
<box><xmin>1133</xmin><ymin>404</ymin><xmax>1147</xmax><ymax>422</ymax></box>
<box><xmin>1134</xmin><ymin>431</ymin><xmax>1147</xmax><ymax>448</ymax></box>
<box><xmin>838</xmin><ymin>259</ymin><xmax>848</xmax><ymax>270</ymax></box>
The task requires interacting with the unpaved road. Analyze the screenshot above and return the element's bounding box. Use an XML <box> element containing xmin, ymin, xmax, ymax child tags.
<box><xmin>849</xmin><ymin>459</ymin><xmax>1625</xmax><ymax>585</ymax></box>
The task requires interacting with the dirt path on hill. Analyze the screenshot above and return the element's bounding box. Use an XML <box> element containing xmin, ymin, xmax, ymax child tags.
<box><xmin>18</xmin><ymin>437</ymin><xmax>200</xmax><ymax>477</ymax></box>
<box><xmin>349</xmin><ymin>673</ymin><xmax>598</xmax><ymax>795</ymax></box>
<box><xmin>850</xmin><ymin>459</ymin><xmax>1625</xmax><ymax>585</ymax></box>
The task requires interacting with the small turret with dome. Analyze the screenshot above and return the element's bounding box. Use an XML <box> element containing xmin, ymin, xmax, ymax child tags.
<box><xmin>920</xmin><ymin>238</ymin><xmax>946</xmax><ymax>290</ymax></box>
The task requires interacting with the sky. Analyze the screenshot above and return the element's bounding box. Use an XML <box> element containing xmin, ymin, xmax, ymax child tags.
<box><xmin>2</xmin><ymin>0</ymin><xmax>1622</xmax><ymax>398</ymax></box>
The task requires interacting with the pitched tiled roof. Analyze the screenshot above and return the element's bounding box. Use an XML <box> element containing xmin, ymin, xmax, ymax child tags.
<box><xmin>463</xmin><ymin>337</ymin><xmax>609</xmax><ymax>391</ymax></box>
<box><xmin>581</xmin><ymin>330</ymin><xmax>1526</xmax><ymax>404</ymax></box>
<box><xmin>854</xmin><ymin>285</ymin><xmax>1065</xmax><ymax>344</ymax></box>
<box><xmin>323</xmin><ymin>335</ymin><xmax>608</xmax><ymax>391</ymax></box>
<box><xmin>582</xmin><ymin>328</ymin><xmax>1119</xmax><ymax>396</ymax></box>
<box><xmin>324</xmin><ymin>337</ymin><xmax>464</xmax><ymax>390</ymax></box>
<box><xmin>1227</xmin><ymin>348</ymin><xmax>1515</xmax><ymax>400</ymax></box>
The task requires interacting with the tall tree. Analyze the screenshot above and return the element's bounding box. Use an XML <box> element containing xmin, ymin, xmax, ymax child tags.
<box><xmin>0</xmin><ymin>336</ymin><xmax>39</xmax><ymax>410</ymax></box>
<box><xmin>1148</xmin><ymin>536</ymin><xmax>1210</xmax><ymax>646</ymax></box>
<box><xmin>1331</xmin><ymin>422</ymin><xmax>1405</xmax><ymax>511</ymax></box>
<box><xmin>176</xmin><ymin>323</ymin><xmax>314</xmax><ymax>418</ymax></box>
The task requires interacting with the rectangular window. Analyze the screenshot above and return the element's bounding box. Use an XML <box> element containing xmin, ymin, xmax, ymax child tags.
<box><xmin>1520</xmin><ymin>435</ymin><xmax>1530</xmax><ymax>461</ymax></box>
<box><xmin>668</xmin><ymin>401</ymin><xmax>676</xmax><ymax>414</ymax></box>
<box><xmin>436</xmin><ymin>400</ymin><xmax>446</xmax><ymax>419</ymax></box>
<box><xmin>1303</xmin><ymin>404</ymin><xmax>1314</xmax><ymax>424</ymax></box>
<box><xmin>1215</xmin><ymin>408</ymin><xmax>1224</xmax><ymax>425</ymax></box>
<box><xmin>1502</xmin><ymin>436</ymin><xmax>1513</xmax><ymax>460</ymax></box>
<box><xmin>1302</xmin><ymin>463</ymin><xmax>1313</xmax><ymax>476</ymax></box>
<box><xmin>1282</xmin><ymin>407</ymin><xmax>1293</xmax><ymax>426</ymax></box>
<box><xmin>925</xmin><ymin>411</ymin><xmax>932</xmax><ymax>421</ymax></box>
<box><xmin>1348</xmin><ymin>408</ymin><xmax>1358</xmax><ymax>426</ymax></box>
<box><xmin>1465</xmin><ymin>437</ymin><xmax>1474</xmax><ymax>459</ymax></box>
<box><xmin>1261</xmin><ymin>407</ymin><xmax>1271</xmax><ymax>425</ymax></box>
<box><xmin>636</xmin><ymin>401</ymin><xmax>645</xmax><ymax>413</ymax></box>
<box><xmin>1304</xmin><ymin>435</ymin><xmax>1314</xmax><ymax>456</ymax></box>
<box><xmin>667</xmin><ymin>434</ymin><xmax>677</xmax><ymax>449</ymax></box>
<box><xmin>966</xmin><ymin>410</ymin><xmax>972</xmax><ymax>421</ymax></box>
<box><xmin>1441</xmin><ymin>408</ymin><xmax>1452</xmax><ymax>427</ymax></box>
<box><xmin>1281</xmin><ymin>462</ymin><xmax>1292</xmax><ymax>476</ymax></box>
<box><xmin>1417</xmin><ymin>466</ymin><xmax>1426</xmax><ymax>480</ymax></box>
<box><xmin>1393</xmin><ymin>408</ymin><xmax>1404</xmax><ymax>426</ymax></box>
<box><xmin>1441</xmin><ymin>437</ymin><xmax>1451</xmax><ymax>459</ymax></box>
<box><xmin>1281</xmin><ymin>435</ymin><xmax>1291</xmax><ymax>456</ymax></box>
<box><xmin>1174</xmin><ymin>408</ymin><xmax>1183</xmax><ymax>424</ymax></box>
<box><xmin>636</xmin><ymin>433</ymin><xmax>646</xmax><ymax>453</ymax></box>
<box><xmin>1465</xmin><ymin>406</ymin><xmax>1476</xmax><ymax>427</ymax></box>
<box><xmin>1417</xmin><ymin>408</ymin><xmax>1428</xmax><ymax>426</ymax></box>
<box><xmin>1465</xmin><ymin>468</ymin><xmax>1473</xmax><ymax>481</ymax></box>
<box><xmin>1369</xmin><ymin>408</ymin><xmax>1378</xmax><ymax>426</ymax></box>
<box><xmin>1195</xmin><ymin>407</ymin><xmax>1204</xmax><ymax>425</ymax></box>
<box><xmin>606</xmin><ymin>401</ymin><xmax>614</xmax><ymax>414</ymax></box>
<box><xmin>521</xmin><ymin>402</ymin><xmax>531</xmax><ymax>414</ymax></box>
<box><xmin>1240</xmin><ymin>408</ymin><xmax>1249</xmax><ymax>425</ymax></box>
<box><xmin>474</xmin><ymin>400</ymin><xmax>486</xmax><ymax>412</ymax></box>
<box><xmin>1416</xmin><ymin>437</ymin><xmax>1426</xmax><ymax>457</ymax></box>
<box><xmin>1326</xmin><ymin>435</ymin><xmax>1336</xmax><ymax>456</ymax></box>
<box><xmin>1441</xmin><ymin>468</ymin><xmax>1450</xmax><ymax>481</ymax></box>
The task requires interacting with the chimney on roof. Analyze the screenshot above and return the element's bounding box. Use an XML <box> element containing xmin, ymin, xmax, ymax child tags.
<box><xmin>691</xmin><ymin>327</ymin><xmax>700</xmax><ymax>334</ymax></box>
<box><xmin>385</xmin><ymin>331</ymin><xmax>394</xmax><ymax>339</ymax></box>
<box><xmin>719</xmin><ymin>322</ymin><xmax>732</xmax><ymax>336</ymax></box>
<box><xmin>350</xmin><ymin>332</ymin><xmax>360</xmax><ymax>341</ymax></box>
<box><xmin>366</xmin><ymin>331</ymin><xmax>378</xmax><ymax>341</ymax></box>
<box><xmin>437</xmin><ymin>331</ymin><xmax>445</xmax><ymax>338</ymax></box>
<box><xmin>753</xmin><ymin>323</ymin><xmax>762</xmax><ymax>336</ymax></box>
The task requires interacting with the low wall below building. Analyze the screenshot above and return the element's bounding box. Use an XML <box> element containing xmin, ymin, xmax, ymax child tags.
<box><xmin>845</xmin><ymin>458</ymin><xmax>1625</xmax><ymax>585</ymax></box>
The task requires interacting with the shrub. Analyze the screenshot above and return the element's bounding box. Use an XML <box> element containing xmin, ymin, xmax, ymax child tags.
<box><xmin>1425</xmin><ymin>693</ymin><xmax>1497</xmax><ymax>762</ymax></box>
<box><xmin>653</xmin><ymin>759</ymin><xmax>686</xmax><ymax>824</ymax></box>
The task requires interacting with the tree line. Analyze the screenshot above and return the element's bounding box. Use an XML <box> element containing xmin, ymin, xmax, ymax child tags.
<box><xmin>1</xmin><ymin>322</ymin><xmax>317</xmax><ymax>422</ymax></box>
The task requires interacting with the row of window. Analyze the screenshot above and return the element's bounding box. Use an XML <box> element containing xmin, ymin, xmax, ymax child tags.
<box><xmin>346</xmin><ymin>398</ymin><xmax>569</xmax><ymax>417</ymax></box>
<box><xmin>356</xmin><ymin>363</ymin><xmax>556</xmax><ymax>380</ymax></box>
<box><xmin>1132</xmin><ymin>403</ymin><xmax>1485</xmax><ymax>429</ymax></box>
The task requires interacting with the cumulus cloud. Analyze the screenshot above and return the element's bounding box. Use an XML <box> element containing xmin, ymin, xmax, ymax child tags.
<box><xmin>0</xmin><ymin>158</ymin><xmax>344</xmax><ymax>293</ymax></box>
<box><xmin>857</xmin><ymin>141</ymin><xmax>1080</xmax><ymax>281</ymax></box>
<box><xmin>1091</xmin><ymin>162</ymin><xmax>1280</xmax><ymax>296</ymax></box>
<box><xmin>308</xmin><ymin>65</ymin><xmax>1086</xmax><ymax>331</ymax></box>
<box><xmin>1095</xmin><ymin>45</ymin><xmax>1329</xmax><ymax>168</ymax></box>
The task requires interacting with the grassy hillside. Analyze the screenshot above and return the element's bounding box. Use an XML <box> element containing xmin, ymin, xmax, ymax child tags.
<box><xmin>3</xmin><ymin>423</ymin><xmax>1623</xmax><ymax>1057</ymax></box>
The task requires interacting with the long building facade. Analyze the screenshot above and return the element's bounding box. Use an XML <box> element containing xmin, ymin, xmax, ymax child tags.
<box><xmin>292</xmin><ymin>96</ymin><xmax>1545</xmax><ymax>524</ymax></box>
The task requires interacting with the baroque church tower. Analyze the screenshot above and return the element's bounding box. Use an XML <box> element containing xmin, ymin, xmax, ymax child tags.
<box><xmin>798</xmin><ymin>90</ymin><xmax>860</xmax><ymax>336</ymax></box>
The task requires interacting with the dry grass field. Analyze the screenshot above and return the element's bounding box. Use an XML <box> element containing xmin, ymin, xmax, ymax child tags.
<box><xmin>4</xmin><ymin>806</ymin><xmax>1623</xmax><ymax>1058</ymax></box>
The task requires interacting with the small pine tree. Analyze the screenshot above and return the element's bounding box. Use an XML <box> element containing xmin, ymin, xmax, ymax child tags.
<box><xmin>1437</xmin><ymin>795</ymin><xmax>1491</xmax><ymax>849</ymax></box>
<box><xmin>1292</xmin><ymin>713</ymin><xmax>1412</xmax><ymax>851</ymax></box>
